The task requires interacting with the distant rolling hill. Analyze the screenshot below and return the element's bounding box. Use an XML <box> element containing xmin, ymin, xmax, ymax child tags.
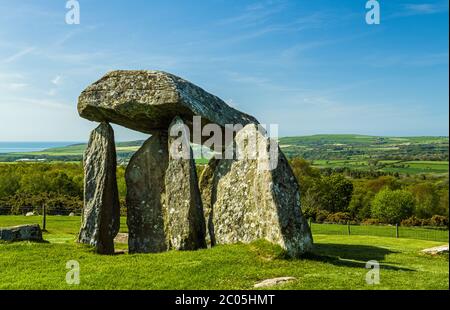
<box><xmin>279</xmin><ymin>134</ymin><xmax>448</xmax><ymax>161</ymax></box>
<box><xmin>0</xmin><ymin>134</ymin><xmax>448</xmax><ymax>174</ymax></box>
<box><xmin>278</xmin><ymin>134</ymin><xmax>449</xmax><ymax>175</ymax></box>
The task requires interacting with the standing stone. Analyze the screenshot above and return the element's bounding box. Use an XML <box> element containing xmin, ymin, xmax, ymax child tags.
<box><xmin>78</xmin><ymin>122</ymin><xmax>120</xmax><ymax>254</ymax></box>
<box><xmin>201</xmin><ymin>124</ymin><xmax>313</xmax><ymax>256</ymax></box>
<box><xmin>165</xmin><ymin>117</ymin><xmax>206</xmax><ymax>250</ymax></box>
<box><xmin>126</xmin><ymin>132</ymin><xmax>169</xmax><ymax>253</ymax></box>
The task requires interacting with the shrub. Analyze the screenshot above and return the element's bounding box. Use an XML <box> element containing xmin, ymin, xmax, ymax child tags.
<box><xmin>361</xmin><ymin>218</ymin><xmax>380</xmax><ymax>225</ymax></box>
<box><xmin>430</xmin><ymin>215</ymin><xmax>449</xmax><ymax>227</ymax></box>
<box><xmin>371</xmin><ymin>189</ymin><xmax>415</xmax><ymax>224</ymax></box>
<box><xmin>301</xmin><ymin>205</ymin><xmax>316</xmax><ymax>220</ymax></box>
<box><xmin>421</xmin><ymin>218</ymin><xmax>431</xmax><ymax>226</ymax></box>
<box><xmin>315</xmin><ymin>210</ymin><xmax>330</xmax><ymax>223</ymax></box>
<box><xmin>401</xmin><ymin>216</ymin><xmax>423</xmax><ymax>227</ymax></box>
<box><xmin>326</xmin><ymin>212</ymin><xmax>351</xmax><ymax>224</ymax></box>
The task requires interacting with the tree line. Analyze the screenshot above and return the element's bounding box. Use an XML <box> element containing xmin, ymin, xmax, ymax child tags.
<box><xmin>290</xmin><ymin>158</ymin><xmax>448</xmax><ymax>227</ymax></box>
<box><xmin>0</xmin><ymin>162</ymin><xmax>448</xmax><ymax>228</ymax></box>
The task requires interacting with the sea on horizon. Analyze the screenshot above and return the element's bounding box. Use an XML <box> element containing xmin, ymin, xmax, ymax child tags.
<box><xmin>0</xmin><ymin>142</ymin><xmax>80</xmax><ymax>154</ymax></box>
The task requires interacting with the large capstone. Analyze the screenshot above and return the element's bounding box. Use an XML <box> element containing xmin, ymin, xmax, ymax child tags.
<box><xmin>200</xmin><ymin>124</ymin><xmax>313</xmax><ymax>256</ymax></box>
<box><xmin>126</xmin><ymin>132</ymin><xmax>169</xmax><ymax>253</ymax></box>
<box><xmin>165</xmin><ymin>116</ymin><xmax>206</xmax><ymax>250</ymax></box>
<box><xmin>0</xmin><ymin>224</ymin><xmax>43</xmax><ymax>242</ymax></box>
<box><xmin>78</xmin><ymin>122</ymin><xmax>121</xmax><ymax>254</ymax></box>
<box><xmin>78</xmin><ymin>70</ymin><xmax>258</xmax><ymax>136</ymax></box>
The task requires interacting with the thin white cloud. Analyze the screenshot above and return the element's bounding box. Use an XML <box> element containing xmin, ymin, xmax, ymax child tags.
<box><xmin>0</xmin><ymin>72</ymin><xmax>28</xmax><ymax>91</ymax></box>
<box><xmin>47</xmin><ymin>89</ymin><xmax>57</xmax><ymax>96</ymax></box>
<box><xmin>212</xmin><ymin>13</ymin><xmax>325</xmax><ymax>47</ymax></box>
<box><xmin>37</xmin><ymin>50</ymin><xmax>105</xmax><ymax>64</ymax></box>
<box><xmin>5</xmin><ymin>83</ymin><xmax>28</xmax><ymax>90</ymax></box>
<box><xmin>0</xmin><ymin>72</ymin><xmax>24</xmax><ymax>80</ymax></box>
<box><xmin>217</xmin><ymin>1</ymin><xmax>287</xmax><ymax>27</ymax></box>
<box><xmin>404</xmin><ymin>3</ymin><xmax>447</xmax><ymax>14</ymax></box>
<box><xmin>363</xmin><ymin>52</ymin><xmax>449</xmax><ymax>67</ymax></box>
<box><xmin>388</xmin><ymin>2</ymin><xmax>449</xmax><ymax>18</ymax></box>
<box><xmin>3</xmin><ymin>47</ymin><xmax>36</xmax><ymax>63</ymax></box>
<box><xmin>51</xmin><ymin>76</ymin><xmax>61</xmax><ymax>85</ymax></box>
<box><xmin>0</xmin><ymin>97</ymin><xmax>70</xmax><ymax>110</ymax></box>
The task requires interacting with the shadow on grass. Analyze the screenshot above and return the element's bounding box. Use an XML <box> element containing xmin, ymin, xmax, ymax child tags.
<box><xmin>313</xmin><ymin>243</ymin><xmax>396</xmax><ymax>261</ymax></box>
<box><xmin>296</xmin><ymin>243</ymin><xmax>415</xmax><ymax>271</ymax></box>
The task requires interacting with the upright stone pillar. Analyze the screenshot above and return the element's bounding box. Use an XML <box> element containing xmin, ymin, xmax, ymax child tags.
<box><xmin>125</xmin><ymin>116</ymin><xmax>206</xmax><ymax>253</ymax></box>
<box><xmin>165</xmin><ymin>116</ymin><xmax>206</xmax><ymax>250</ymax></box>
<box><xmin>201</xmin><ymin>124</ymin><xmax>313</xmax><ymax>257</ymax></box>
<box><xmin>126</xmin><ymin>132</ymin><xmax>169</xmax><ymax>253</ymax></box>
<box><xmin>78</xmin><ymin>122</ymin><xmax>120</xmax><ymax>254</ymax></box>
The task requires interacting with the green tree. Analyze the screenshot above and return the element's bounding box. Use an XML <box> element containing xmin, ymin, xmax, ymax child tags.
<box><xmin>366</xmin><ymin>176</ymin><xmax>400</xmax><ymax>193</ymax></box>
<box><xmin>408</xmin><ymin>183</ymin><xmax>440</xmax><ymax>219</ymax></box>
<box><xmin>310</xmin><ymin>174</ymin><xmax>354</xmax><ymax>213</ymax></box>
<box><xmin>438</xmin><ymin>189</ymin><xmax>449</xmax><ymax>217</ymax></box>
<box><xmin>0</xmin><ymin>171</ymin><xmax>20</xmax><ymax>198</ymax></box>
<box><xmin>348</xmin><ymin>181</ymin><xmax>374</xmax><ymax>220</ymax></box>
<box><xmin>371</xmin><ymin>189</ymin><xmax>415</xmax><ymax>224</ymax></box>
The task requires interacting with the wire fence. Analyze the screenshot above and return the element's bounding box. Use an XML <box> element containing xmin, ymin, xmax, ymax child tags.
<box><xmin>0</xmin><ymin>205</ymin><xmax>81</xmax><ymax>216</ymax></box>
<box><xmin>0</xmin><ymin>206</ymin><xmax>448</xmax><ymax>243</ymax></box>
<box><xmin>310</xmin><ymin>221</ymin><xmax>449</xmax><ymax>243</ymax></box>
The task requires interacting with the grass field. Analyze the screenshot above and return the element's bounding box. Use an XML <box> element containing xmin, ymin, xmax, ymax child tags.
<box><xmin>311</xmin><ymin>223</ymin><xmax>449</xmax><ymax>242</ymax></box>
<box><xmin>311</xmin><ymin>159</ymin><xmax>449</xmax><ymax>175</ymax></box>
<box><xmin>0</xmin><ymin>216</ymin><xmax>448</xmax><ymax>290</ymax></box>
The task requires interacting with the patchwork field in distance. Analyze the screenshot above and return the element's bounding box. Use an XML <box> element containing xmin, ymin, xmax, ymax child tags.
<box><xmin>311</xmin><ymin>160</ymin><xmax>449</xmax><ymax>175</ymax></box>
<box><xmin>279</xmin><ymin>134</ymin><xmax>448</xmax><ymax>175</ymax></box>
<box><xmin>0</xmin><ymin>134</ymin><xmax>448</xmax><ymax>175</ymax></box>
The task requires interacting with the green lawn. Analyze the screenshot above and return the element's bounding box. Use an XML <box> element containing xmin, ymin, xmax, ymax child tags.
<box><xmin>311</xmin><ymin>223</ymin><xmax>449</xmax><ymax>242</ymax></box>
<box><xmin>0</xmin><ymin>216</ymin><xmax>448</xmax><ymax>290</ymax></box>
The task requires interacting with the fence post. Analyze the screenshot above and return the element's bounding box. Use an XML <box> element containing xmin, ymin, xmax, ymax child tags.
<box><xmin>395</xmin><ymin>223</ymin><xmax>399</xmax><ymax>238</ymax></box>
<box><xmin>347</xmin><ymin>221</ymin><xmax>351</xmax><ymax>235</ymax></box>
<box><xmin>42</xmin><ymin>203</ymin><xmax>47</xmax><ymax>232</ymax></box>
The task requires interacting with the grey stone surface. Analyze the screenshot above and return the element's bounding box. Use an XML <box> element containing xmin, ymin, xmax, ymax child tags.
<box><xmin>126</xmin><ymin>132</ymin><xmax>169</xmax><ymax>253</ymax></box>
<box><xmin>78</xmin><ymin>70</ymin><xmax>258</xmax><ymax>135</ymax></box>
<box><xmin>254</xmin><ymin>277</ymin><xmax>296</xmax><ymax>288</ymax></box>
<box><xmin>125</xmin><ymin>117</ymin><xmax>207</xmax><ymax>252</ymax></box>
<box><xmin>201</xmin><ymin>124</ymin><xmax>313</xmax><ymax>257</ymax></box>
<box><xmin>165</xmin><ymin>116</ymin><xmax>206</xmax><ymax>250</ymax></box>
<box><xmin>78</xmin><ymin>122</ymin><xmax>120</xmax><ymax>254</ymax></box>
<box><xmin>0</xmin><ymin>224</ymin><xmax>43</xmax><ymax>242</ymax></box>
<box><xmin>114</xmin><ymin>233</ymin><xmax>129</xmax><ymax>244</ymax></box>
<box><xmin>421</xmin><ymin>244</ymin><xmax>449</xmax><ymax>255</ymax></box>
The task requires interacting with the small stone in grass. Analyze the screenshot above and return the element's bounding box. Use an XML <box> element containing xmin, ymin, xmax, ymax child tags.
<box><xmin>254</xmin><ymin>277</ymin><xmax>296</xmax><ymax>288</ymax></box>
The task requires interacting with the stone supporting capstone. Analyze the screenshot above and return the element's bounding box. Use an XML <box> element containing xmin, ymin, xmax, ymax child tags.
<box><xmin>78</xmin><ymin>122</ymin><xmax>120</xmax><ymax>254</ymax></box>
<box><xmin>199</xmin><ymin>124</ymin><xmax>313</xmax><ymax>257</ymax></box>
<box><xmin>125</xmin><ymin>116</ymin><xmax>206</xmax><ymax>253</ymax></box>
<box><xmin>165</xmin><ymin>116</ymin><xmax>206</xmax><ymax>250</ymax></box>
<box><xmin>126</xmin><ymin>132</ymin><xmax>169</xmax><ymax>253</ymax></box>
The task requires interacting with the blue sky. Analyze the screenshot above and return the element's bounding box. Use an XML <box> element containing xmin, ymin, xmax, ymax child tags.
<box><xmin>0</xmin><ymin>0</ymin><xmax>448</xmax><ymax>141</ymax></box>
